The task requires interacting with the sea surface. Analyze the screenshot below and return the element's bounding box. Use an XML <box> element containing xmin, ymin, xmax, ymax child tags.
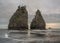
<box><xmin>0</xmin><ymin>29</ymin><xmax>60</xmax><ymax>43</ymax></box>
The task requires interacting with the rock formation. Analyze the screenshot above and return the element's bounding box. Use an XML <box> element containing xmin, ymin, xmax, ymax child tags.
<box><xmin>30</xmin><ymin>10</ymin><xmax>46</xmax><ymax>30</ymax></box>
<box><xmin>8</xmin><ymin>6</ymin><xmax>28</xmax><ymax>30</ymax></box>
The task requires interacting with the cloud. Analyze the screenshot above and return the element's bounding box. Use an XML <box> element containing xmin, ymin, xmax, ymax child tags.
<box><xmin>18</xmin><ymin>0</ymin><xmax>60</xmax><ymax>14</ymax></box>
<box><xmin>0</xmin><ymin>0</ymin><xmax>60</xmax><ymax>29</ymax></box>
<box><xmin>0</xmin><ymin>0</ymin><xmax>60</xmax><ymax>16</ymax></box>
<box><xmin>0</xmin><ymin>0</ymin><xmax>60</xmax><ymax>22</ymax></box>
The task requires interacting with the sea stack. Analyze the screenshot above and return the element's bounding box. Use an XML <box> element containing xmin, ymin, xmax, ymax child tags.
<box><xmin>8</xmin><ymin>6</ymin><xmax>28</xmax><ymax>30</ymax></box>
<box><xmin>30</xmin><ymin>10</ymin><xmax>46</xmax><ymax>30</ymax></box>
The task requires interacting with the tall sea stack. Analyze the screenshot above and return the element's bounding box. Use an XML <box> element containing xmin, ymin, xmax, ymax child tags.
<box><xmin>30</xmin><ymin>10</ymin><xmax>46</xmax><ymax>30</ymax></box>
<box><xmin>8</xmin><ymin>6</ymin><xmax>28</xmax><ymax>30</ymax></box>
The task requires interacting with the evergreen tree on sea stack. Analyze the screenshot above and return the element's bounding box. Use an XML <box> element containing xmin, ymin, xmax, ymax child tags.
<box><xmin>8</xmin><ymin>5</ymin><xmax>28</xmax><ymax>30</ymax></box>
<box><xmin>30</xmin><ymin>10</ymin><xmax>46</xmax><ymax>30</ymax></box>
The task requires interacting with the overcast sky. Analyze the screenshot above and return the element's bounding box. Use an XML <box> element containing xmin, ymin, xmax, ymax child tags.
<box><xmin>0</xmin><ymin>0</ymin><xmax>60</xmax><ymax>17</ymax></box>
<box><xmin>0</xmin><ymin>0</ymin><xmax>60</xmax><ymax>28</ymax></box>
<box><xmin>0</xmin><ymin>0</ymin><xmax>60</xmax><ymax>22</ymax></box>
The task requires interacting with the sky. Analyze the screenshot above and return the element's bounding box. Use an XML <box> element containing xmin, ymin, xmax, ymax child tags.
<box><xmin>0</xmin><ymin>0</ymin><xmax>60</xmax><ymax>16</ymax></box>
<box><xmin>0</xmin><ymin>0</ymin><xmax>60</xmax><ymax>29</ymax></box>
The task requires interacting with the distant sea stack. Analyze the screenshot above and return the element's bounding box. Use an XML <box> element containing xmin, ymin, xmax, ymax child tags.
<box><xmin>8</xmin><ymin>6</ymin><xmax>28</xmax><ymax>30</ymax></box>
<box><xmin>30</xmin><ymin>10</ymin><xmax>46</xmax><ymax>30</ymax></box>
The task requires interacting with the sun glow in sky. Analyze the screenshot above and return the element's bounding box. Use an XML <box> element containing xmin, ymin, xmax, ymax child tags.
<box><xmin>46</xmin><ymin>23</ymin><xmax>60</xmax><ymax>29</ymax></box>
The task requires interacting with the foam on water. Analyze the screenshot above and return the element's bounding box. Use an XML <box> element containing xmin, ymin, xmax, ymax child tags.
<box><xmin>0</xmin><ymin>29</ymin><xmax>60</xmax><ymax>43</ymax></box>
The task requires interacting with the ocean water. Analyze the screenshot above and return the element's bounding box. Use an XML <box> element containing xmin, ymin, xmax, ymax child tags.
<box><xmin>0</xmin><ymin>29</ymin><xmax>60</xmax><ymax>43</ymax></box>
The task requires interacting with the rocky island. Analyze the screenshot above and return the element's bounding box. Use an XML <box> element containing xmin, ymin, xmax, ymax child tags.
<box><xmin>8</xmin><ymin>5</ymin><xmax>46</xmax><ymax>30</ymax></box>
<box><xmin>8</xmin><ymin>6</ymin><xmax>28</xmax><ymax>30</ymax></box>
<box><xmin>30</xmin><ymin>10</ymin><xmax>46</xmax><ymax>30</ymax></box>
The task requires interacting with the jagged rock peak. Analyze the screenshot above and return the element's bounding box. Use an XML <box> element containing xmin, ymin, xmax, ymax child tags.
<box><xmin>8</xmin><ymin>5</ymin><xmax>28</xmax><ymax>30</ymax></box>
<box><xmin>30</xmin><ymin>9</ymin><xmax>46</xmax><ymax>30</ymax></box>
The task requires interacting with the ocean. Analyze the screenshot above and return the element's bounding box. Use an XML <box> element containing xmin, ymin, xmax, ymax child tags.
<box><xmin>0</xmin><ymin>14</ymin><xmax>60</xmax><ymax>43</ymax></box>
<box><xmin>0</xmin><ymin>29</ymin><xmax>60</xmax><ymax>43</ymax></box>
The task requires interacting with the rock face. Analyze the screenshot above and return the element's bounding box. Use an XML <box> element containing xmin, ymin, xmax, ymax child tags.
<box><xmin>30</xmin><ymin>10</ymin><xmax>46</xmax><ymax>30</ymax></box>
<box><xmin>8</xmin><ymin>6</ymin><xmax>28</xmax><ymax>30</ymax></box>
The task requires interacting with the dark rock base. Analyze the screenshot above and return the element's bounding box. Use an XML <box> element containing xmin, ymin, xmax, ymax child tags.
<box><xmin>8</xmin><ymin>27</ymin><xmax>28</xmax><ymax>30</ymax></box>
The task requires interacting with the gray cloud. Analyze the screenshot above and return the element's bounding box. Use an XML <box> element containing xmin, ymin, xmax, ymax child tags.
<box><xmin>0</xmin><ymin>0</ymin><xmax>60</xmax><ymax>20</ymax></box>
<box><xmin>0</xmin><ymin>0</ymin><xmax>60</xmax><ymax>16</ymax></box>
<box><xmin>0</xmin><ymin>0</ymin><xmax>60</xmax><ymax>28</ymax></box>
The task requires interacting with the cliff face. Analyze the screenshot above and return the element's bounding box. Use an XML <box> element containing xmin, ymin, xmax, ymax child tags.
<box><xmin>30</xmin><ymin>10</ymin><xmax>46</xmax><ymax>30</ymax></box>
<box><xmin>8</xmin><ymin>6</ymin><xmax>28</xmax><ymax>30</ymax></box>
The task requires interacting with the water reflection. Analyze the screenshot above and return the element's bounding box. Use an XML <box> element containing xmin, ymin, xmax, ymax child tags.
<box><xmin>27</xmin><ymin>30</ymin><xmax>31</xmax><ymax>38</ymax></box>
<box><xmin>3</xmin><ymin>29</ymin><xmax>60</xmax><ymax>43</ymax></box>
<box><xmin>27</xmin><ymin>23</ymin><xmax>31</xmax><ymax>38</ymax></box>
